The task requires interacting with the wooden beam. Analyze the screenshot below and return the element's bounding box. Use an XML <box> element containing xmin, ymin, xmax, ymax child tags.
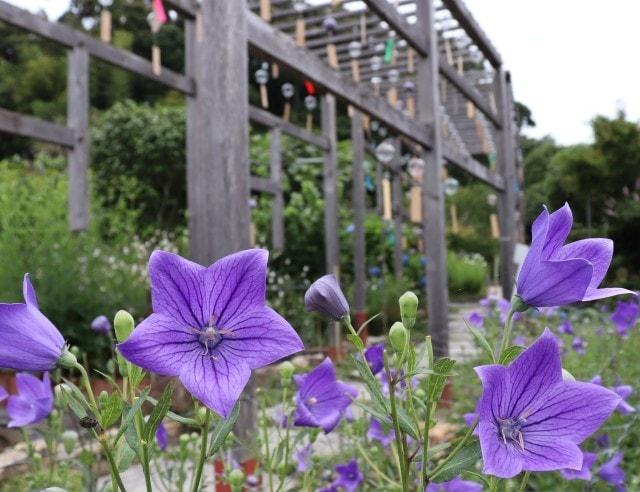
<box><xmin>249</xmin><ymin>105</ymin><xmax>330</xmax><ymax>150</ymax></box>
<box><xmin>417</xmin><ymin>0</ymin><xmax>449</xmax><ymax>358</ymax></box>
<box><xmin>269</xmin><ymin>128</ymin><xmax>285</xmax><ymax>251</ymax></box>
<box><xmin>441</xmin><ymin>0</ymin><xmax>503</xmax><ymax>67</ymax></box>
<box><xmin>351</xmin><ymin>111</ymin><xmax>367</xmax><ymax>314</ymax></box>
<box><xmin>364</xmin><ymin>0</ymin><xmax>428</xmax><ymax>55</ymax></box>
<box><xmin>0</xmin><ymin>0</ymin><xmax>193</xmax><ymax>95</ymax></box>
<box><xmin>250</xmin><ymin>175</ymin><xmax>280</xmax><ymax>194</ymax></box>
<box><xmin>247</xmin><ymin>11</ymin><xmax>433</xmax><ymax>149</ymax></box>
<box><xmin>0</xmin><ymin>108</ymin><xmax>74</xmax><ymax>148</ymax></box>
<box><xmin>67</xmin><ymin>45</ymin><xmax>90</xmax><ymax>232</ymax></box>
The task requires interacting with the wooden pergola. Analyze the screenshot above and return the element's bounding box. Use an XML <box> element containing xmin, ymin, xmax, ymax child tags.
<box><xmin>0</xmin><ymin>0</ymin><xmax>521</xmax><ymax>451</ymax></box>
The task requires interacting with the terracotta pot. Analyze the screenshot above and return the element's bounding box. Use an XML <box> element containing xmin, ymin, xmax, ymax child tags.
<box><xmin>437</xmin><ymin>379</ymin><xmax>454</xmax><ymax>409</ymax></box>
<box><xmin>354</xmin><ymin>310</ymin><xmax>369</xmax><ymax>345</ymax></box>
<box><xmin>214</xmin><ymin>459</ymin><xmax>260</xmax><ymax>491</ymax></box>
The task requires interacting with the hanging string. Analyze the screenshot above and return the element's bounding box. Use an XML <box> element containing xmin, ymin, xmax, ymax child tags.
<box><xmin>349</xmin><ymin>41</ymin><xmax>362</xmax><ymax>82</ymax></box>
<box><xmin>281</xmin><ymin>82</ymin><xmax>294</xmax><ymax>122</ymax></box>
<box><xmin>407</xmin><ymin>47</ymin><xmax>415</xmax><ymax>73</ymax></box>
<box><xmin>255</xmin><ymin>63</ymin><xmax>270</xmax><ymax>109</ymax></box>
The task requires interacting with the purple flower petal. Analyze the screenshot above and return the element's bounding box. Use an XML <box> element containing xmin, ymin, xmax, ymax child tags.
<box><xmin>364</xmin><ymin>343</ymin><xmax>384</xmax><ymax>375</ymax></box>
<box><xmin>155</xmin><ymin>422</ymin><xmax>168</xmax><ymax>450</ymax></box>
<box><xmin>91</xmin><ymin>315</ymin><xmax>112</xmax><ymax>334</ymax></box>
<box><xmin>518</xmin><ymin>258</ymin><xmax>593</xmax><ymax>307</ymax></box>
<box><xmin>598</xmin><ymin>453</ymin><xmax>625</xmax><ymax>488</ymax></box>
<box><xmin>7</xmin><ymin>372</ymin><xmax>53</xmax><ymax>427</ymax></box>
<box><xmin>560</xmin><ymin>451</ymin><xmax>598</xmax><ymax>480</ymax></box>
<box><xmin>333</xmin><ymin>459</ymin><xmax>363</xmax><ymax>492</ymax></box>
<box><xmin>0</xmin><ymin>386</ymin><xmax>7</xmax><ymax>402</ymax></box>
<box><xmin>304</xmin><ymin>275</ymin><xmax>349</xmax><ymax>321</ymax></box>
<box><xmin>426</xmin><ymin>477</ymin><xmax>483</xmax><ymax>492</ymax></box>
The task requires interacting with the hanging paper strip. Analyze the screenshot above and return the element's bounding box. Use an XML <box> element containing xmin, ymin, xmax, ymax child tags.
<box><xmin>445</xmin><ymin>39</ymin><xmax>454</xmax><ymax>65</ymax></box>
<box><xmin>100</xmin><ymin>9</ymin><xmax>112</xmax><ymax>43</ymax></box>
<box><xmin>410</xmin><ymin>186</ymin><xmax>422</xmax><ymax>223</ymax></box>
<box><xmin>387</xmin><ymin>87</ymin><xmax>398</xmax><ymax>108</ymax></box>
<box><xmin>196</xmin><ymin>11</ymin><xmax>204</xmax><ymax>43</ymax></box>
<box><xmin>271</xmin><ymin>63</ymin><xmax>279</xmax><ymax>79</ymax></box>
<box><xmin>457</xmin><ymin>55</ymin><xmax>464</xmax><ymax>75</ymax></box>
<box><xmin>283</xmin><ymin>102</ymin><xmax>291</xmax><ymax>122</ymax></box>
<box><xmin>490</xmin><ymin>92</ymin><xmax>498</xmax><ymax>114</ymax></box>
<box><xmin>406</xmin><ymin>95</ymin><xmax>415</xmax><ymax>118</ymax></box>
<box><xmin>306</xmin><ymin>113</ymin><xmax>313</xmax><ymax>132</ymax></box>
<box><xmin>407</xmin><ymin>48</ymin><xmax>415</xmax><ymax>73</ymax></box>
<box><xmin>260</xmin><ymin>84</ymin><xmax>269</xmax><ymax>109</ymax></box>
<box><xmin>467</xmin><ymin>101</ymin><xmax>475</xmax><ymax>119</ymax></box>
<box><xmin>152</xmin><ymin>45</ymin><xmax>162</xmax><ymax>75</ymax></box>
<box><xmin>295</xmin><ymin>17</ymin><xmax>306</xmax><ymax>46</ymax></box>
<box><xmin>383</xmin><ymin>38</ymin><xmax>395</xmax><ymax>64</ymax></box>
<box><xmin>360</xmin><ymin>13</ymin><xmax>367</xmax><ymax>44</ymax></box>
<box><xmin>327</xmin><ymin>43</ymin><xmax>339</xmax><ymax>69</ymax></box>
<box><xmin>490</xmin><ymin>213</ymin><xmax>500</xmax><ymax>239</ymax></box>
<box><xmin>450</xmin><ymin>204</ymin><xmax>459</xmax><ymax>233</ymax></box>
<box><xmin>440</xmin><ymin>80</ymin><xmax>447</xmax><ymax>103</ymax></box>
<box><xmin>259</xmin><ymin>0</ymin><xmax>272</xmax><ymax>22</ymax></box>
<box><xmin>152</xmin><ymin>0</ymin><xmax>168</xmax><ymax>25</ymax></box>
<box><xmin>250</xmin><ymin>222</ymin><xmax>257</xmax><ymax>246</ymax></box>
<box><xmin>351</xmin><ymin>59</ymin><xmax>360</xmax><ymax>82</ymax></box>
<box><xmin>347</xmin><ymin>105</ymin><xmax>354</xmax><ymax>118</ymax></box>
<box><xmin>382</xmin><ymin>178</ymin><xmax>392</xmax><ymax>221</ymax></box>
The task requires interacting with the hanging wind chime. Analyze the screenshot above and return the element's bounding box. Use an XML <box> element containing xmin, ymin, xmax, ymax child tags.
<box><xmin>281</xmin><ymin>82</ymin><xmax>294</xmax><ymax>122</ymax></box>
<box><xmin>443</xmin><ymin>177</ymin><xmax>460</xmax><ymax>234</ymax></box>
<box><xmin>98</xmin><ymin>0</ymin><xmax>113</xmax><ymax>43</ymax></box>
<box><xmin>375</xmin><ymin>140</ymin><xmax>396</xmax><ymax>221</ymax></box>
<box><xmin>323</xmin><ymin>16</ymin><xmax>339</xmax><ymax>69</ymax></box>
<box><xmin>403</xmin><ymin>81</ymin><xmax>416</xmax><ymax>118</ymax></box>
<box><xmin>370</xmin><ymin>56</ymin><xmax>382</xmax><ymax>96</ymax></box>
<box><xmin>147</xmin><ymin>0</ymin><xmax>167</xmax><ymax>76</ymax></box>
<box><xmin>304</xmin><ymin>80</ymin><xmax>317</xmax><ymax>131</ymax></box>
<box><xmin>255</xmin><ymin>63</ymin><xmax>270</xmax><ymax>109</ymax></box>
<box><xmin>293</xmin><ymin>0</ymin><xmax>307</xmax><ymax>47</ymax></box>
<box><xmin>408</xmin><ymin>155</ymin><xmax>425</xmax><ymax>223</ymax></box>
<box><xmin>348</xmin><ymin>41</ymin><xmax>362</xmax><ymax>82</ymax></box>
<box><xmin>387</xmin><ymin>69</ymin><xmax>399</xmax><ymax>108</ymax></box>
<box><xmin>383</xmin><ymin>30</ymin><xmax>396</xmax><ymax>65</ymax></box>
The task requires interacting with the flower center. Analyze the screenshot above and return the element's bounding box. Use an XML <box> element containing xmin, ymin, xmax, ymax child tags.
<box><xmin>498</xmin><ymin>416</ymin><xmax>526</xmax><ymax>450</ymax></box>
<box><xmin>190</xmin><ymin>321</ymin><xmax>235</xmax><ymax>358</ymax></box>
<box><xmin>307</xmin><ymin>397</ymin><xmax>318</xmax><ymax>405</ymax></box>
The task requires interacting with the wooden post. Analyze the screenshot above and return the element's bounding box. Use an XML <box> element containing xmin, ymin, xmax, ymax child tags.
<box><xmin>495</xmin><ymin>68</ymin><xmax>517</xmax><ymax>299</ymax></box>
<box><xmin>186</xmin><ymin>1</ymin><xmax>254</xmax><ymax>460</ymax></box>
<box><xmin>270</xmin><ymin>127</ymin><xmax>285</xmax><ymax>251</ymax></box>
<box><xmin>351</xmin><ymin>110</ymin><xmax>367</xmax><ymax>333</ymax></box>
<box><xmin>392</xmin><ymin>141</ymin><xmax>403</xmax><ymax>279</ymax></box>
<box><xmin>416</xmin><ymin>0</ymin><xmax>449</xmax><ymax>358</ymax></box>
<box><xmin>67</xmin><ymin>44</ymin><xmax>89</xmax><ymax>231</ymax></box>
<box><xmin>322</xmin><ymin>93</ymin><xmax>341</xmax><ymax>358</ymax></box>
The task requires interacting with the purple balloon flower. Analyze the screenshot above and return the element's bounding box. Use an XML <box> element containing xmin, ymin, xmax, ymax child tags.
<box><xmin>333</xmin><ymin>459</ymin><xmax>363</xmax><ymax>492</ymax></box>
<box><xmin>293</xmin><ymin>357</ymin><xmax>357</xmax><ymax>433</ymax></box>
<box><xmin>558</xmin><ymin>319</ymin><xmax>574</xmax><ymax>335</ymax></box>
<box><xmin>610</xmin><ymin>300</ymin><xmax>639</xmax><ymax>337</ymax></box>
<box><xmin>294</xmin><ymin>443</ymin><xmax>312</xmax><ymax>473</ymax></box>
<box><xmin>560</xmin><ymin>451</ymin><xmax>598</xmax><ymax>481</ymax></box>
<box><xmin>366</xmin><ymin>418</ymin><xmax>394</xmax><ymax>447</ymax></box>
<box><xmin>474</xmin><ymin>328</ymin><xmax>620</xmax><ymax>478</ymax></box>
<box><xmin>117</xmin><ymin>250</ymin><xmax>304</xmax><ymax>418</ymax></box>
<box><xmin>0</xmin><ymin>274</ymin><xmax>65</xmax><ymax>371</ymax></box>
<box><xmin>598</xmin><ymin>453</ymin><xmax>625</xmax><ymax>490</ymax></box>
<box><xmin>155</xmin><ymin>421</ymin><xmax>168</xmax><ymax>450</ymax></box>
<box><xmin>91</xmin><ymin>315</ymin><xmax>112</xmax><ymax>334</ymax></box>
<box><xmin>426</xmin><ymin>476</ymin><xmax>483</xmax><ymax>492</ymax></box>
<box><xmin>6</xmin><ymin>372</ymin><xmax>53</xmax><ymax>427</ymax></box>
<box><xmin>515</xmin><ymin>204</ymin><xmax>634</xmax><ymax>308</ymax></box>
<box><xmin>0</xmin><ymin>386</ymin><xmax>7</xmax><ymax>402</ymax></box>
<box><xmin>571</xmin><ymin>336</ymin><xmax>586</xmax><ymax>355</ymax></box>
<box><xmin>364</xmin><ymin>343</ymin><xmax>384</xmax><ymax>375</ymax></box>
<box><xmin>467</xmin><ymin>312</ymin><xmax>484</xmax><ymax>329</ymax></box>
<box><xmin>304</xmin><ymin>275</ymin><xmax>349</xmax><ymax>321</ymax></box>
<box><xmin>612</xmin><ymin>385</ymin><xmax>635</xmax><ymax>415</ymax></box>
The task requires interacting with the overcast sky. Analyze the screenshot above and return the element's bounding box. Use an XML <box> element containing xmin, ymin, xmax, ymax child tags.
<box><xmin>8</xmin><ymin>0</ymin><xmax>640</xmax><ymax>145</ymax></box>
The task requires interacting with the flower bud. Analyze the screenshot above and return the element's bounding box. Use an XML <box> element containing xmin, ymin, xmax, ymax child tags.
<box><xmin>414</xmin><ymin>388</ymin><xmax>426</xmax><ymax>399</ymax></box>
<box><xmin>55</xmin><ymin>384</ymin><xmax>69</xmax><ymax>407</ymax></box>
<box><xmin>70</xmin><ymin>346</ymin><xmax>81</xmax><ymax>358</ymax></box>
<box><xmin>389</xmin><ymin>322</ymin><xmax>408</xmax><ymax>352</ymax></box>
<box><xmin>196</xmin><ymin>407</ymin><xmax>209</xmax><ymax>426</ymax></box>
<box><xmin>57</xmin><ymin>347</ymin><xmax>78</xmax><ymax>369</ymax></box>
<box><xmin>62</xmin><ymin>430</ymin><xmax>78</xmax><ymax>454</ymax></box>
<box><xmin>399</xmin><ymin>291</ymin><xmax>418</xmax><ymax>330</ymax></box>
<box><xmin>32</xmin><ymin>452</ymin><xmax>43</xmax><ymax>468</ymax></box>
<box><xmin>304</xmin><ymin>275</ymin><xmax>350</xmax><ymax>320</ymax></box>
<box><xmin>98</xmin><ymin>390</ymin><xmax>109</xmax><ymax>408</ymax></box>
<box><xmin>225</xmin><ymin>431</ymin><xmax>235</xmax><ymax>447</ymax></box>
<box><xmin>279</xmin><ymin>361</ymin><xmax>295</xmax><ymax>387</ymax></box>
<box><xmin>114</xmin><ymin>310</ymin><xmax>135</xmax><ymax>342</ymax></box>
<box><xmin>228</xmin><ymin>468</ymin><xmax>245</xmax><ymax>487</ymax></box>
<box><xmin>562</xmin><ymin>368</ymin><xmax>576</xmax><ymax>381</ymax></box>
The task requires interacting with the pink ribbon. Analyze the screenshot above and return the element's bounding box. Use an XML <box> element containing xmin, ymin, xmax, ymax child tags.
<box><xmin>152</xmin><ymin>0</ymin><xmax>168</xmax><ymax>25</ymax></box>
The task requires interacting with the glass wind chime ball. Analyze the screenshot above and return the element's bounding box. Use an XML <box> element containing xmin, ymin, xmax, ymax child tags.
<box><xmin>348</xmin><ymin>41</ymin><xmax>362</xmax><ymax>59</ymax></box>
<box><xmin>408</xmin><ymin>156</ymin><xmax>426</xmax><ymax>182</ymax></box>
<box><xmin>292</xmin><ymin>0</ymin><xmax>307</xmax><ymax>13</ymax></box>
<box><xmin>304</xmin><ymin>95</ymin><xmax>317</xmax><ymax>111</ymax></box>
<box><xmin>255</xmin><ymin>67</ymin><xmax>269</xmax><ymax>85</ymax></box>
<box><xmin>281</xmin><ymin>82</ymin><xmax>295</xmax><ymax>100</ymax></box>
<box><xmin>375</xmin><ymin>140</ymin><xmax>396</xmax><ymax>164</ymax></box>
<box><xmin>487</xmin><ymin>193</ymin><xmax>498</xmax><ymax>207</ymax></box>
<box><xmin>388</xmin><ymin>69</ymin><xmax>400</xmax><ymax>84</ymax></box>
<box><xmin>370</xmin><ymin>56</ymin><xmax>382</xmax><ymax>72</ymax></box>
<box><xmin>443</xmin><ymin>177</ymin><xmax>460</xmax><ymax>196</ymax></box>
<box><xmin>322</xmin><ymin>16</ymin><xmax>338</xmax><ymax>34</ymax></box>
<box><xmin>98</xmin><ymin>0</ymin><xmax>113</xmax><ymax>7</ymax></box>
<box><xmin>402</xmin><ymin>81</ymin><xmax>415</xmax><ymax>94</ymax></box>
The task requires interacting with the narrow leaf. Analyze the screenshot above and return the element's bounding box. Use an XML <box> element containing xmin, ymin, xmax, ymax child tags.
<box><xmin>466</xmin><ymin>323</ymin><xmax>496</xmax><ymax>363</ymax></box>
<box><xmin>100</xmin><ymin>391</ymin><xmax>124</xmax><ymax>428</ymax></box>
<box><xmin>431</xmin><ymin>440</ymin><xmax>482</xmax><ymax>482</ymax></box>
<box><xmin>428</xmin><ymin>358</ymin><xmax>455</xmax><ymax>403</ymax></box>
<box><xmin>353</xmin><ymin>356</ymin><xmax>389</xmax><ymax>412</ymax></box>
<box><xmin>114</xmin><ymin>387</ymin><xmax>150</xmax><ymax>444</ymax></box>
<box><xmin>347</xmin><ymin>334</ymin><xmax>364</xmax><ymax>351</ymax></box>
<box><xmin>207</xmin><ymin>401</ymin><xmax>240</xmax><ymax>457</ymax></box>
<box><xmin>499</xmin><ymin>345</ymin><xmax>525</xmax><ymax>365</ymax></box>
<box><xmin>143</xmin><ymin>382</ymin><xmax>174</xmax><ymax>442</ymax></box>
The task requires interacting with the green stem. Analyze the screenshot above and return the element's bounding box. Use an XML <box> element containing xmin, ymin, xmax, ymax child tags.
<box><xmin>518</xmin><ymin>471</ymin><xmax>531</xmax><ymax>491</ymax></box>
<box><xmin>429</xmin><ymin>419</ymin><xmax>478</xmax><ymax>480</ymax></box>
<box><xmin>419</xmin><ymin>336</ymin><xmax>434</xmax><ymax>491</ymax></box>
<box><xmin>277</xmin><ymin>385</ymin><xmax>291</xmax><ymax>491</ymax></box>
<box><xmin>385</xmin><ymin>359</ymin><xmax>408</xmax><ymax>491</ymax></box>
<box><xmin>129</xmin><ymin>384</ymin><xmax>151</xmax><ymax>492</ymax></box>
<box><xmin>74</xmin><ymin>361</ymin><xmax>98</xmax><ymax>413</ymax></box>
<box><xmin>497</xmin><ymin>308</ymin><xmax>516</xmax><ymax>361</ymax></box>
<box><xmin>191</xmin><ymin>409</ymin><xmax>211</xmax><ymax>492</ymax></box>
<box><xmin>260</xmin><ymin>397</ymin><xmax>274</xmax><ymax>492</ymax></box>
<box><xmin>355</xmin><ymin>442</ymin><xmax>397</xmax><ymax>488</ymax></box>
<box><xmin>93</xmin><ymin>430</ymin><xmax>127</xmax><ymax>492</ymax></box>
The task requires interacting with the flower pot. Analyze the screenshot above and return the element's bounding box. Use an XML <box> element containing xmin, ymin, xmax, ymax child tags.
<box><xmin>214</xmin><ymin>458</ymin><xmax>260</xmax><ymax>491</ymax></box>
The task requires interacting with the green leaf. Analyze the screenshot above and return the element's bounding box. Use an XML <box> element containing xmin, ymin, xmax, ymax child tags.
<box><xmin>353</xmin><ymin>400</ymin><xmax>418</xmax><ymax>439</ymax></box>
<box><xmin>146</xmin><ymin>395</ymin><xmax>198</xmax><ymax>426</ymax></box>
<box><xmin>499</xmin><ymin>345</ymin><xmax>525</xmax><ymax>365</ymax></box>
<box><xmin>100</xmin><ymin>391</ymin><xmax>124</xmax><ymax>428</ymax></box>
<box><xmin>356</xmin><ymin>312</ymin><xmax>382</xmax><ymax>336</ymax></box>
<box><xmin>431</xmin><ymin>440</ymin><xmax>482</xmax><ymax>482</ymax></box>
<box><xmin>428</xmin><ymin>358</ymin><xmax>456</xmax><ymax>403</ymax></box>
<box><xmin>60</xmin><ymin>378</ymin><xmax>89</xmax><ymax>418</ymax></box>
<box><xmin>352</xmin><ymin>356</ymin><xmax>389</xmax><ymax>412</ymax></box>
<box><xmin>123</xmin><ymin>419</ymin><xmax>140</xmax><ymax>460</ymax></box>
<box><xmin>114</xmin><ymin>387</ymin><xmax>150</xmax><ymax>444</ymax></box>
<box><xmin>93</xmin><ymin>370</ymin><xmax>122</xmax><ymax>393</ymax></box>
<box><xmin>466</xmin><ymin>323</ymin><xmax>496</xmax><ymax>363</ymax></box>
<box><xmin>116</xmin><ymin>439</ymin><xmax>137</xmax><ymax>472</ymax></box>
<box><xmin>143</xmin><ymin>382</ymin><xmax>174</xmax><ymax>443</ymax></box>
<box><xmin>347</xmin><ymin>333</ymin><xmax>364</xmax><ymax>351</ymax></box>
<box><xmin>207</xmin><ymin>401</ymin><xmax>240</xmax><ymax>457</ymax></box>
<box><xmin>461</xmin><ymin>470</ymin><xmax>492</xmax><ymax>488</ymax></box>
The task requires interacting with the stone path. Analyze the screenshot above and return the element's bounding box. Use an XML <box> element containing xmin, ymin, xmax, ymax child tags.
<box><xmin>448</xmin><ymin>302</ymin><xmax>482</xmax><ymax>363</ymax></box>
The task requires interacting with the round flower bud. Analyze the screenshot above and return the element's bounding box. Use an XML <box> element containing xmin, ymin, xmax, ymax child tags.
<box><xmin>279</xmin><ymin>361</ymin><xmax>295</xmax><ymax>386</ymax></box>
<box><xmin>62</xmin><ymin>430</ymin><xmax>78</xmax><ymax>454</ymax></box>
<box><xmin>228</xmin><ymin>468</ymin><xmax>245</xmax><ymax>487</ymax></box>
<box><xmin>98</xmin><ymin>390</ymin><xmax>109</xmax><ymax>408</ymax></box>
<box><xmin>389</xmin><ymin>322</ymin><xmax>408</xmax><ymax>352</ymax></box>
<box><xmin>70</xmin><ymin>346</ymin><xmax>81</xmax><ymax>358</ymax></box>
<box><xmin>196</xmin><ymin>407</ymin><xmax>209</xmax><ymax>426</ymax></box>
<box><xmin>114</xmin><ymin>310</ymin><xmax>135</xmax><ymax>342</ymax></box>
<box><xmin>225</xmin><ymin>431</ymin><xmax>235</xmax><ymax>447</ymax></box>
<box><xmin>54</xmin><ymin>383</ymin><xmax>69</xmax><ymax>407</ymax></box>
<box><xmin>32</xmin><ymin>452</ymin><xmax>43</xmax><ymax>468</ymax></box>
<box><xmin>179</xmin><ymin>434</ymin><xmax>190</xmax><ymax>445</ymax></box>
<box><xmin>414</xmin><ymin>388</ymin><xmax>426</xmax><ymax>399</ymax></box>
<box><xmin>57</xmin><ymin>347</ymin><xmax>79</xmax><ymax>369</ymax></box>
<box><xmin>399</xmin><ymin>291</ymin><xmax>419</xmax><ymax>330</ymax></box>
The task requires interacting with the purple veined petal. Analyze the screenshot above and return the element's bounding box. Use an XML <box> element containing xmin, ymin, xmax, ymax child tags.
<box><xmin>516</xmin><ymin>208</ymin><xmax>548</xmax><ymax>295</ymax></box>
<box><xmin>216</xmin><ymin>306</ymin><xmax>303</xmax><ymax>370</ymax></box>
<box><xmin>474</xmin><ymin>364</ymin><xmax>510</xmax><ymax>421</ymax></box>
<box><xmin>22</xmin><ymin>274</ymin><xmax>39</xmax><ymax>308</ymax></box>
<box><xmin>292</xmin><ymin>398</ymin><xmax>320</xmax><ymax>428</ymax></box>
<box><xmin>616</xmin><ymin>399</ymin><xmax>635</xmax><ymax>415</ymax></box>
<box><xmin>0</xmin><ymin>386</ymin><xmax>7</xmax><ymax>402</ymax></box>
<box><xmin>6</xmin><ymin>396</ymin><xmax>37</xmax><ymax>427</ymax></box>
<box><xmin>205</xmin><ymin>249</ymin><xmax>269</xmax><ymax>327</ymax></box>
<box><xmin>179</xmin><ymin>354</ymin><xmax>251</xmax><ymax>419</ymax></box>
<box><xmin>598</xmin><ymin>453</ymin><xmax>625</xmax><ymax>487</ymax></box>
<box><xmin>117</xmin><ymin>313</ymin><xmax>200</xmax><ymax>376</ymax></box>
<box><xmin>364</xmin><ymin>343</ymin><xmax>384</xmax><ymax>375</ymax></box>
<box><xmin>15</xmin><ymin>372</ymin><xmax>48</xmax><ymax>400</ymax></box>
<box><xmin>148</xmin><ymin>251</ymin><xmax>208</xmax><ymax>327</ymax></box>
<box><xmin>519</xmin><ymin>434</ymin><xmax>583</xmax><ymax>472</ymax></box>
<box><xmin>518</xmin><ymin>258</ymin><xmax>592</xmax><ymax>307</ymax></box>
<box><xmin>156</xmin><ymin>422</ymin><xmax>168</xmax><ymax>450</ymax></box>
<box><xmin>555</xmin><ymin>238</ymin><xmax>612</xmax><ymax>289</ymax></box>
<box><xmin>0</xmin><ymin>303</ymin><xmax>64</xmax><ymax>371</ymax></box>
<box><xmin>614</xmin><ymin>385</ymin><xmax>632</xmax><ymax>400</ymax></box>
<box><xmin>426</xmin><ymin>477</ymin><xmax>483</xmax><ymax>492</ymax></box>
<box><xmin>295</xmin><ymin>357</ymin><xmax>336</xmax><ymax>400</ymax></box>
<box><xmin>560</xmin><ymin>451</ymin><xmax>598</xmax><ymax>481</ymax></box>
<box><xmin>477</xmin><ymin>418</ymin><xmax>523</xmax><ymax>478</ymax></box>
<box><xmin>540</xmin><ymin>203</ymin><xmax>573</xmax><ymax>259</ymax></box>
<box><xmin>336</xmin><ymin>381</ymin><xmax>358</xmax><ymax>402</ymax></box>
<box><xmin>582</xmin><ymin>287</ymin><xmax>636</xmax><ymax>302</ymax></box>
<box><xmin>522</xmin><ymin>381</ymin><xmax>621</xmax><ymax>443</ymax></box>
